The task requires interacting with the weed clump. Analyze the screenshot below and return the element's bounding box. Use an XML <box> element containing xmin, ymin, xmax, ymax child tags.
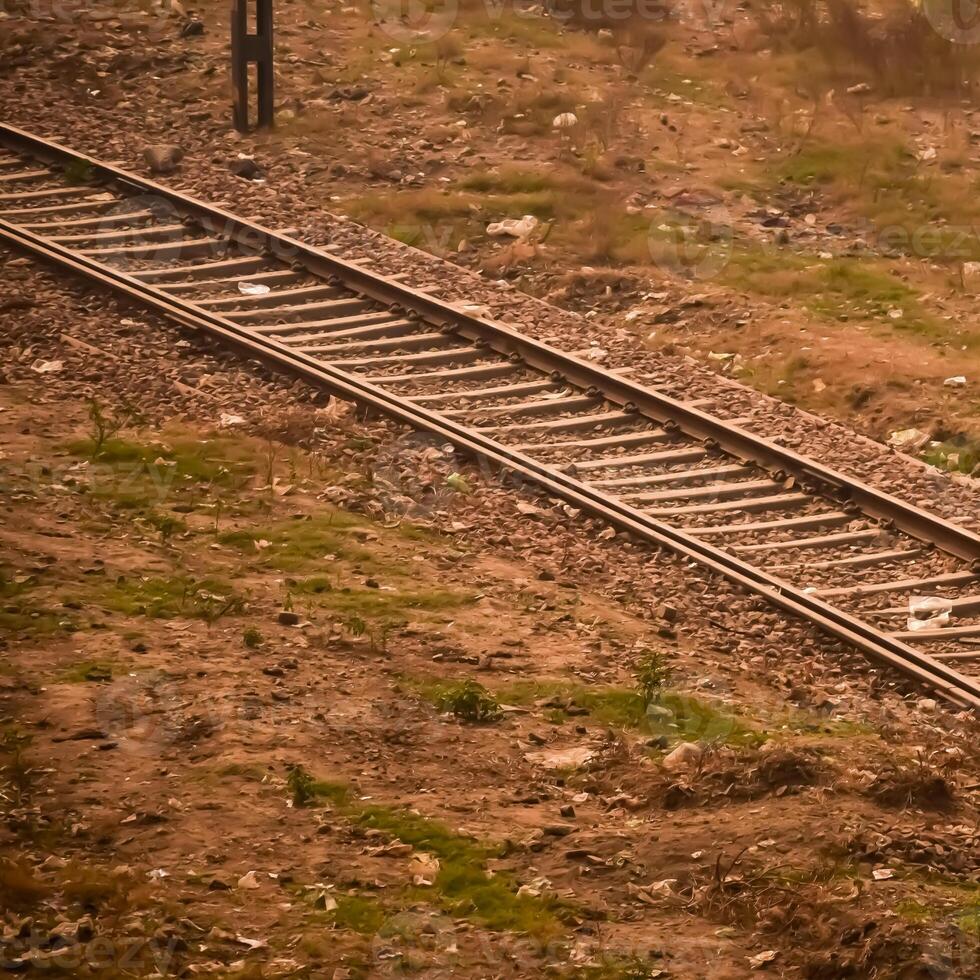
<box><xmin>242</xmin><ymin>627</ymin><xmax>264</xmax><ymax>649</ymax></box>
<box><xmin>286</xmin><ymin>765</ymin><xmax>349</xmax><ymax>808</ymax></box>
<box><xmin>634</xmin><ymin>650</ymin><xmax>670</xmax><ymax>707</ymax></box>
<box><xmin>435</xmin><ymin>680</ymin><xmax>502</xmax><ymax>723</ymax></box>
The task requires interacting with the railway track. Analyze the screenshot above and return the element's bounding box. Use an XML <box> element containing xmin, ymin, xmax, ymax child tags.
<box><xmin>1</xmin><ymin>121</ymin><xmax>979</xmax><ymax>711</ymax></box>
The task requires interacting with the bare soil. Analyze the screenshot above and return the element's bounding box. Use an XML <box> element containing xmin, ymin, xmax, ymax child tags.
<box><xmin>1</xmin><ymin>262</ymin><xmax>980</xmax><ymax>978</ymax></box>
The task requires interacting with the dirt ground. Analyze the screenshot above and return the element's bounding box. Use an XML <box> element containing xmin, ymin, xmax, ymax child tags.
<box><xmin>1</xmin><ymin>0</ymin><xmax>978</xmax><ymax>467</ymax></box>
<box><xmin>2</xmin><ymin>261</ymin><xmax>980</xmax><ymax>978</ymax></box>
<box><xmin>3</xmin><ymin>2</ymin><xmax>980</xmax><ymax>977</ymax></box>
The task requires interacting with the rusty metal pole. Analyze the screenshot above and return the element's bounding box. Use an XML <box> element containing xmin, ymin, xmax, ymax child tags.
<box><xmin>231</xmin><ymin>0</ymin><xmax>275</xmax><ymax>132</ymax></box>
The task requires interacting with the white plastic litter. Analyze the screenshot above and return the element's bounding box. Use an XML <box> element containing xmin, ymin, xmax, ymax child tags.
<box><xmin>944</xmin><ymin>376</ymin><xmax>967</xmax><ymax>388</ymax></box>
<box><xmin>239</xmin><ymin>282</ymin><xmax>271</xmax><ymax>295</ymax></box>
<box><xmin>30</xmin><ymin>359</ymin><xmax>63</xmax><ymax>374</ymax></box>
<box><xmin>552</xmin><ymin>112</ymin><xmax>578</xmax><ymax>129</ymax></box>
<box><xmin>486</xmin><ymin>214</ymin><xmax>539</xmax><ymax>239</ymax></box>
<box><xmin>907</xmin><ymin>595</ymin><xmax>952</xmax><ymax>632</ymax></box>
<box><xmin>888</xmin><ymin>428</ymin><xmax>930</xmax><ymax>453</ymax></box>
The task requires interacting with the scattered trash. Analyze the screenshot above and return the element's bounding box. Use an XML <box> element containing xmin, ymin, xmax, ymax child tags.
<box><xmin>749</xmin><ymin>950</ymin><xmax>778</xmax><ymax>969</ymax></box>
<box><xmin>944</xmin><ymin>376</ymin><xmax>967</xmax><ymax>388</ymax></box>
<box><xmin>235</xmin><ymin>936</ymin><xmax>267</xmax><ymax>951</ymax></box>
<box><xmin>552</xmin><ymin>112</ymin><xmax>578</xmax><ymax>129</ymax></box>
<box><xmin>219</xmin><ymin>413</ymin><xmax>247</xmax><ymax>428</ymax></box>
<box><xmin>887</xmin><ymin>308</ymin><xmax>903</xmax><ymax>319</ymax></box>
<box><xmin>369</xmin><ymin>840</ymin><xmax>413</xmax><ymax>857</ymax></box>
<box><xmin>312</xmin><ymin>891</ymin><xmax>338</xmax><ymax>911</ymax></box>
<box><xmin>662</xmin><ymin>741</ymin><xmax>703</xmax><ymax>772</ymax></box>
<box><xmin>445</xmin><ymin>473</ymin><xmax>471</xmax><ymax>494</ymax></box>
<box><xmin>487</xmin><ymin>214</ymin><xmax>539</xmax><ymax>239</ymax></box>
<box><xmin>409</xmin><ymin>852</ymin><xmax>440</xmax><ymax>886</ymax></box>
<box><xmin>30</xmin><ymin>359</ymin><xmax>63</xmax><ymax>374</ymax></box>
<box><xmin>962</xmin><ymin>261</ymin><xmax>980</xmax><ymax>291</ymax></box>
<box><xmin>907</xmin><ymin>596</ymin><xmax>952</xmax><ymax>632</ymax></box>
<box><xmin>873</xmin><ymin>868</ymin><xmax>895</xmax><ymax>881</ymax></box>
<box><xmin>524</xmin><ymin>745</ymin><xmax>594</xmax><ymax>770</ymax></box>
<box><xmin>239</xmin><ymin>281</ymin><xmax>271</xmax><ymax>295</ymax></box>
<box><xmin>887</xmin><ymin>428</ymin><xmax>930</xmax><ymax>453</ymax></box>
<box><xmin>237</xmin><ymin>870</ymin><xmax>262</xmax><ymax>890</ymax></box>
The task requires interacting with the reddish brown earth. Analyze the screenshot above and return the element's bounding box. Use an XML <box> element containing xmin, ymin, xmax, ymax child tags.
<box><xmin>2</xmin><ymin>2</ymin><xmax>980</xmax><ymax>976</ymax></box>
<box><xmin>1</xmin><ymin>260</ymin><xmax>979</xmax><ymax>978</ymax></box>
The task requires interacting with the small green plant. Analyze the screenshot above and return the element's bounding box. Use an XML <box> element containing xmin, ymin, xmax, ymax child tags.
<box><xmin>436</xmin><ymin>680</ymin><xmax>502</xmax><ymax>723</ymax></box>
<box><xmin>242</xmin><ymin>627</ymin><xmax>264</xmax><ymax>649</ymax></box>
<box><xmin>85</xmin><ymin>398</ymin><xmax>140</xmax><ymax>460</ymax></box>
<box><xmin>64</xmin><ymin>159</ymin><xmax>94</xmax><ymax>185</ymax></box>
<box><xmin>62</xmin><ymin>661</ymin><xmax>114</xmax><ymax>683</ymax></box>
<box><xmin>634</xmin><ymin>651</ymin><xmax>670</xmax><ymax>707</ymax></box>
<box><xmin>287</xmin><ymin>765</ymin><xmax>318</xmax><ymax>807</ymax></box>
<box><xmin>343</xmin><ymin>614</ymin><xmax>367</xmax><ymax>638</ymax></box>
<box><xmin>286</xmin><ymin>765</ymin><xmax>348</xmax><ymax>807</ymax></box>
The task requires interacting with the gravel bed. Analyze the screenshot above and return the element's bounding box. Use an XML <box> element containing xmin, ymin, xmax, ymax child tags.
<box><xmin>1</xmin><ymin>90</ymin><xmax>977</xmax><ymax>532</ymax></box>
<box><xmin>6</xmin><ymin>244</ymin><xmax>979</xmax><ymax>725</ymax></box>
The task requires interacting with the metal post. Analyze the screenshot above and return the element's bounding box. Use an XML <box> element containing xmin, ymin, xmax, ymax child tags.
<box><xmin>231</xmin><ymin>0</ymin><xmax>274</xmax><ymax>132</ymax></box>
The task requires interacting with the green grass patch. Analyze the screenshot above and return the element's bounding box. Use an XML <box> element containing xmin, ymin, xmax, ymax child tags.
<box><xmin>67</xmin><ymin>434</ymin><xmax>256</xmax><ymax>485</ymax></box>
<box><xmin>60</xmin><ymin>660</ymin><xmax>116</xmax><ymax>683</ymax></box>
<box><xmin>921</xmin><ymin>439</ymin><xmax>980</xmax><ymax>475</ymax></box>
<box><xmin>408</xmin><ymin>675</ymin><xmax>755</xmax><ymax>745</ymax></box>
<box><xmin>281</xmin><ymin>769</ymin><xmax>564</xmax><ymax>938</ymax></box>
<box><xmin>217</xmin><ymin>512</ymin><xmax>375</xmax><ymax>572</ymax></box>
<box><xmin>773</xmin><ymin>138</ymin><xmax>980</xmax><ymax>263</ymax></box>
<box><xmin>460</xmin><ymin>167</ymin><xmax>588</xmax><ymax>196</ymax></box>
<box><xmin>958</xmin><ymin>890</ymin><xmax>980</xmax><ymax>937</ymax></box>
<box><xmin>777</xmin><ymin>141</ymin><xmax>906</xmax><ymax>187</ymax></box>
<box><xmin>724</xmin><ymin>250</ymin><xmax>948</xmax><ymax>341</ymax></box>
<box><xmin>432</xmin><ymin>679</ymin><xmax>503</xmax><ymax>723</ymax></box>
<box><xmin>329</xmin><ymin>893</ymin><xmax>387</xmax><ymax>934</ymax></box>
<box><xmin>95</xmin><ymin>575</ymin><xmax>244</xmax><ymax>622</ymax></box>
<box><xmin>558</xmin><ymin>957</ymin><xmax>669</xmax><ymax>980</ymax></box>
<box><xmin>357</xmin><ymin>805</ymin><xmax>564</xmax><ymax>937</ymax></box>
<box><xmin>0</xmin><ymin>568</ymin><xmax>68</xmax><ymax>636</ymax></box>
<box><xmin>287</xmin><ymin>765</ymin><xmax>350</xmax><ymax>807</ymax></box>
<box><xmin>0</xmin><ymin>565</ymin><xmax>68</xmax><ymax>634</ymax></box>
<box><xmin>501</xmin><ymin>679</ymin><xmax>756</xmax><ymax>743</ymax></box>
<box><xmin>895</xmin><ymin>898</ymin><xmax>936</xmax><ymax>924</ymax></box>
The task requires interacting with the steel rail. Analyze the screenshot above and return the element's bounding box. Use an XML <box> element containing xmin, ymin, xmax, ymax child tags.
<box><xmin>1</xmin><ymin>122</ymin><xmax>979</xmax><ymax>709</ymax></box>
<box><xmin>1</xmin><ymin>217</ymin><xmax>978</xmax><ymax>711</ymax></box>
<box><xmin>3</xmin><ymin>121</ymin><xmax>978</xmax><ymax>564</ymax></box>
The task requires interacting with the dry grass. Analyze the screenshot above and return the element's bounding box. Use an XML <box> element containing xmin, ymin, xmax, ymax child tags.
<box><xmin>752</xmin><ymin>0</ymin><xmax>980</xmax><ymax>96</ymax></box>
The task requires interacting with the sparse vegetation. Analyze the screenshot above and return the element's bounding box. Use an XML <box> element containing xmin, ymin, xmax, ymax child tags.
<box><xmin>97</xmin><ymin>574</ymin><xmax>245</xmax><ymax>622</ymax></box>
<box><xmin>286</xmin><ymin>765</ymin><xmax>350</xmax><ymax>808</ymax></box>
<box><xmin>634</xmin><ymin>650</ymin><xmax>670</xmax><ymax>706</ymax></box>
<box><xmin>434</xmin><ymin>680</ymin><xmax>503</xmax><ymax>723</ymax></box>
<box><xmin>242</xmin><ymin>626</ymin><xmax>264</xmax><ymax>648</ymax></box>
